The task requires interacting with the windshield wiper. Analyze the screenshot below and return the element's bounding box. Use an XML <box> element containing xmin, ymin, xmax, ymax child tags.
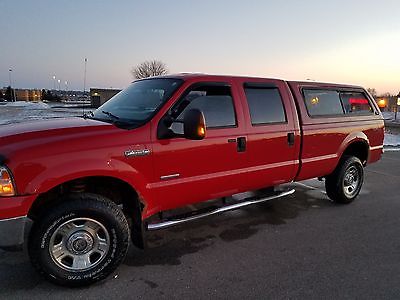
<box><xmin>94</xmin><ymin>110</ymin><xmax>140</xmax><ymax>128</ymax></box>
<box><xmin>102</xmin><ymin>110</ymin><xmax>120</xmax><ymax>120</ymax></box>
<box><xmin>83</xmin><ymin>111</ymin><xmax>94</xmax><ymax>119</ymax></box>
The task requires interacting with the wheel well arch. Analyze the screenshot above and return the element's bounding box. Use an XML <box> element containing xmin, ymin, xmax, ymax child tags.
<box><xmin>28</xmin><ymin>176</ymin><xmax>145</xmax><ymax>248</ymax></box>
<box><xmin>29</xmin><ymin>176</ymin><xmax>144</xmax><ymax>219</ymax></box>
<box><xmin>341</xmin><ymin>140</ymin><xmax>369</xmax><ymax>166</ymax></box>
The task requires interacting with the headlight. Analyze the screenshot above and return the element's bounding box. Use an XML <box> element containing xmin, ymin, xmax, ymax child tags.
<box><xmin>0</xmin><ymin>166</ymin><xmax>15</xmax><ymax>196</ymax></box>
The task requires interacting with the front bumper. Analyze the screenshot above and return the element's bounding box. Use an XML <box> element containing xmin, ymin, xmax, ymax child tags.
<box><xmin>0</xmin><ymin>194</ymin><xmax>36</xmax><ymax>250</ymax></box>
<box><xmin>0</xmin><ymin>216</ymin><xmax>27</xmax><ymax>250</ymax></box>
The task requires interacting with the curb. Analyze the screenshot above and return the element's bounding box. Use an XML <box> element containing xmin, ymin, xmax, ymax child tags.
<box><xmin>384</xmin><ymin>146</ymin><xmax>400</xmax><ymax>152</ymax></box>
<box><xmin>384</xmin><ymin>121</ymin><xmax>400</xmax><ymax>128</ymax></box>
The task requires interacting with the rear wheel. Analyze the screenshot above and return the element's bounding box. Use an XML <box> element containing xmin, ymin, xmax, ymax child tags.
<box><xmin>325</xmin><ymin>156</ymin><xmax>364</xmax><ymax>204</ymax></box>
<box><xmin>28</xmin><ymin>193</ymin><xmax>130</xmax><ymax>286</ymax></box>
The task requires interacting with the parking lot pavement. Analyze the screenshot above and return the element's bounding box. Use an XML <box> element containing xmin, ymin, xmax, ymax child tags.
<box><xmin>1</xmin><ymin>152</ymin><xmax>399</xmax><ymax>299</ymax></box>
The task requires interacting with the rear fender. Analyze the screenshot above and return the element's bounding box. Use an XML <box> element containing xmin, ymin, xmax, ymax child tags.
<box><xmin>337</xmin><ymin>131</ymin><xmax>369</xmax><ymax>165</ymax></box>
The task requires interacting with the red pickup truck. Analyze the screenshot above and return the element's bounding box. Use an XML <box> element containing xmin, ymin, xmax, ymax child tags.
<box><xmin>0</xmin><ymin>74</ymin><xmax>384</xmax><ymax>286</ymax></box>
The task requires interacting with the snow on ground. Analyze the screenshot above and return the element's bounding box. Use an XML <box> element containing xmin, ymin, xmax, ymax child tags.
<box><xmin>0</xmin><ymin>101</ymin><xmax>93</xmax><ymax>126</ymax></box>
<box><xmin>3</xmin><ymin>101</ymin><xmax>50</xmax><ymax>108</ymax></box>
<box><xmin>382</xmin><ymin>111</ymin><xmax>400</xmax><ymax>123</ymax></box>
<box><xmin>383</xmin><ymin>133</ymin><xmax>400</xmax><ymax>151</ymax></box>
<box><xmin>384</xmin><ymin>133</ymin><xmax>400</xmax><ymax>146</ymax></box>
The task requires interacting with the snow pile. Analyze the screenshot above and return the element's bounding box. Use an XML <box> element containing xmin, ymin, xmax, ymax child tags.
<box><xmin>0</xmin><ymin>102</ymin><xmax>93</xmax><ymax>126</ymax></box>
<box><xmin>382</xmin><ymin>111</ymin><xmax>400</xmax><ymax>123</ymax></box>
<box><xmin>1</xmin><ymin>101</ymin><xmax>50</xmax><ymax>109</ymax></box>
<box><xmin>384</xmin><ymin>133</ymin><xmax>400</xmax><ymax>147</ymax></box>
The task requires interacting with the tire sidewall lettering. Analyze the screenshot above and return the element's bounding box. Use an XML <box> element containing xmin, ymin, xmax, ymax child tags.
<box><xmin>29</xmin><ymin>194</ymin><xmax>130</xmax><ymax>286</ymax></box>
<box><xmin>40</xmin><ymin>213</ymin><xmax>76</xmax><ymax>249</ymax></box>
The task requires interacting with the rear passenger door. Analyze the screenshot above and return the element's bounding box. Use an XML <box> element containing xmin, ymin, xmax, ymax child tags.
<box><xmin>237</xmin><ymin>80</ymin><xmax>300</xmax><ymax>189</ymax></box>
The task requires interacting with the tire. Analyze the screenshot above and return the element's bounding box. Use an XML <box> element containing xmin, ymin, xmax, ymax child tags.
<box><xmin>325</xmin><ymin>156</ymin><xmax>364</xmax><ymax>204</ymax></box>
<box><xmin>28</xmin><ymin>193</ymin><xmax>130</xmax><ymax>287</ymax></box>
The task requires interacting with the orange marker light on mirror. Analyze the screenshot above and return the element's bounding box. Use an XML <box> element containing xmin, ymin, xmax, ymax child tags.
<box><xmin>198</xmin><ymin>125</ymin><xmax>205</xmax><ymax>137</ymax></box>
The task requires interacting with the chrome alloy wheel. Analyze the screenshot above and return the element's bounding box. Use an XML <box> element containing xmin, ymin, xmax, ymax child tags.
<box><xmin>343</xmin><ymin>165</ymin><xmax>361</xmax><ymax>198</ymax></box>
<box><xmin>49</xmin><ymin>218</ymin><xmax>110</xmax><ymax>272</ymax></box>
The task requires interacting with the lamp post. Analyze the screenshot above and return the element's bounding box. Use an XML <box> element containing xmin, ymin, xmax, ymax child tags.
<box><xmin>83</xmin><ymin>58</ymin><xmax>87</xmax><ymax>93</ymax></box>
<box><xmin>57</xmin><ymin>79</ymin><xmax>61</xmax><ymax>91</ymax></box>
<box><xmin>53</xmin><ymin>75</ymin><xmax>56</xmax><ymax>90</ymax></box>
<box><xmin>8</xmin><ymin>68</ymin><xmax>16</xmax><ymax>102</ymax></box>
<box><xmin>8</xmin><ymin>69</ymin><xmax>12</xmax><ymax>87</ymax></box>
<box><xmin>65</xmin><ymin>81</ymin><xmax>68</xmax><ymax>101</ymax></box>
<box><xmin>396</xmin><ymin>93</ymin><xmax>400</xmax><ymax>121</ymax></box>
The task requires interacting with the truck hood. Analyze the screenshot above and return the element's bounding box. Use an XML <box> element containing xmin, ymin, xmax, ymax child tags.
<box><xmin>0</xmin><ymin>117</ymin><xmax>115</xmax><ymax>162</ymax></box>
<box><xmin>0</xmin><ymin>117</ymin><xmax>151</xmax><ymax>195</ymax></box>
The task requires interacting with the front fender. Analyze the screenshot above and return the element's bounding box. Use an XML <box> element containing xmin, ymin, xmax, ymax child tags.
<box><xmin>16</xmin><ymin>158</ymin><xmax>151</xmax><ymax>208</ymax></box>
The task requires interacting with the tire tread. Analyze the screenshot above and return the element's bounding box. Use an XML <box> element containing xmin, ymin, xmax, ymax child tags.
<box><xmin>28</xmin><ymin>193</ymin><xmax>130</xmax><ymax>287</ymax></box>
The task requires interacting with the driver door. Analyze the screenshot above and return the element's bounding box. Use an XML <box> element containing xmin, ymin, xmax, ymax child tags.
<box><xmin>149</xmin><ymin>81</ymin><xmax>248</xmax><ymax>212</ymax></box>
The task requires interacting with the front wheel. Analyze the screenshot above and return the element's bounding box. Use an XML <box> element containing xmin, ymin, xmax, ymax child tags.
<box><xmin>325</xmin><ymin>156</ymin><xmax>364</xmax><ymax>204</ymax></box>
<box><xmin>28</xmin><ymin>193</ymin><xmax>130</xmax><ymax>286</ymax></box>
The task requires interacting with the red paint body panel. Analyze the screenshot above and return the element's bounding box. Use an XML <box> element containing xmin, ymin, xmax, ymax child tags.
<box><xmin>287</xmin><ymin>81</ymin><xmax>384</xmax><ymax>181</ymax></box>
<box><xmin>0</xmin><ymin>74</ymin><xmax>384</xmax><ymax>221</ymax></box>
<box><xmin>235</xmin><ymin>78</ymin><xmax>301</xmax><ymax>189</ymax></box>
<box><xmin>149</xmin><ymin>78</ymin><xmax>249</xmax><ymax>214</ymax></box>
<box><xmin>0</xmin><ymin>194</ymin><xmax>37</xmax><ymax>219</ymax></box>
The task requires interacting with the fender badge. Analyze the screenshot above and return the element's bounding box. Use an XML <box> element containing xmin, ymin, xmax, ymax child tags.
<box><xmin>124</xmin><ymin>149</ymin><xmax>151</xmax><ymax>158</ymax></box>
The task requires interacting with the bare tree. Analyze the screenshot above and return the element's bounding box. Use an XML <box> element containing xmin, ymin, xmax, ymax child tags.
<box><xmin>380</xmin><ymin>92</ymin><xmax>391</xmax><ymax>98</ymax></box>
<box><xmin>367</xmin><ymin>88</ymin><xmax>377</xmax><ymax>98</ymax></box>
<box><xmin>131</xmin><ymin>60</ymin><xmax>168</xmax><ymax>79</ymax></box>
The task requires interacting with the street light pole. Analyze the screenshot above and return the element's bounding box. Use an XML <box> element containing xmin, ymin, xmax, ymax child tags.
<box><xmin>82</xmin><ymin>58</ymin><xmax>88</xmax><ymax>116</ymax></box>
<box><xmin>65</xmin><ymin>81</ymin><xmax>68</xmax><ymax>101</ymax></box>
<box><xmin>53</xmin><ymin>75</ymin><xmax>56</xmax><ymax>90</ymax></box>
<box><xmin>8</xmin><ymin>69</ymin><xmax>12</xmax><ymax>87</ymax></box>
<box><xmin>57</xmin><ymin>79</ymin><xmax>61</xmax><ymax>91</ymax></box>
<box><xmin>83</xmin><ymin>58</ymin><xmax>87</xmax><ymax>93</ymax></box>
<box><xmin>8</xmin><ymin>68</ymin><xmax>16</xmax><ymax>102</ymax></box>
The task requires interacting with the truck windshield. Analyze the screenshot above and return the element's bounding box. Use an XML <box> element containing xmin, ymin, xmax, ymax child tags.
<box><xmin>92</xmin><ymin>78</ymin><xmax>183</xmax><ymax>127</ymax></box>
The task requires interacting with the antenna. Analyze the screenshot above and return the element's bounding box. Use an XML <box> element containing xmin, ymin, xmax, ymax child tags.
<box><xmin>83</xmin><ymin>58</ymin><xmax>87</xmax><ymax>116</ymax></box>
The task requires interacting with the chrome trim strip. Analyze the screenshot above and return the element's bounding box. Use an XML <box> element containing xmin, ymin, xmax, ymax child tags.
<box><xmin>146</xmin><ymin>189</ymin><xmax>295</xmax><ymax>231</ymax></box>
<box><xmin>0</xmin><ymin>215</ymin><xmax>27</xmax><ymax>222</ymax></box>
<box><xmin>370</xmin><ymin>145</ymin><xmax>384</xmax><ymax>151</ymax></box>
<box><xmin>160</xmin><ymin>173</ymin><xmax>180</xmax><ymax>180</ymax></box>
<box><xmin>149</xmin><ymin>160</ymin><xmax>298</xmax><ymax>188</ymax></box>
<box><xmin>302</xmin><ymin>154</ymin><xmax>337</xmax><ymax>164</ymax></box>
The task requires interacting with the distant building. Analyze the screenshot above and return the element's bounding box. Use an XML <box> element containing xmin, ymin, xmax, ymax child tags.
<box><xmin>90</xmin><ymin>88</ymin><xmax>121</xmax><ymax>108</ymax></box>
<box><xmin>0</xmin><ymin>88</ymin><xmax>42</xmax><ymax>102</ymax></box>
<box><xmin>15</xmin><ymin>89</ymin><xmax>42</xmax><ymax>101</ymax></box>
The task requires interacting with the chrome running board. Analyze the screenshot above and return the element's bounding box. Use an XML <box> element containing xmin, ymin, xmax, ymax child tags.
<box><xmin>146</xmin><ymin>189</ymin><xmax>295</xmax><ymax>231</ymax></box>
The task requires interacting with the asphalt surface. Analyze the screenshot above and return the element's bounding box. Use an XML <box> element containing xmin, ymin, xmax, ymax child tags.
<box><xmin>1</xmin><ymin>152</ymin><xmax>399</xmax><ymax>299</ymax></box>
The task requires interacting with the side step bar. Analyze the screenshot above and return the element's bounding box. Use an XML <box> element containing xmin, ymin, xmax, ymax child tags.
<box><xmin>146</xmin><ymin>189</ymin><xmax>295</xmax><ymax>231</ymax></box>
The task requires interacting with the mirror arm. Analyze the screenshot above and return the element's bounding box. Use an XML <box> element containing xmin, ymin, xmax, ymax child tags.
<box><xmin>162</xmin><ymin>114</ymin><xmax>174</xmax><ymax>127</ymax></box>
<box><xmin>157</xmin><ymin>115</ymin><xmax>185</xmax><ymax>140</ymax></box>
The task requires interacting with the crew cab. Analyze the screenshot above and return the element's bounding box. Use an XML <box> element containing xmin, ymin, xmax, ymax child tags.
<box><xmin>0</xmin><ymin>74</ymin><xmax>384</xmax><ymax>286</ymax></box>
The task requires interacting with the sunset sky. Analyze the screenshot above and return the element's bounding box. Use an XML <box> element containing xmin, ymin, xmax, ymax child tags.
<box><xmin>1</xmin><ymin>0</ymin><xmax>399</xmax><ymax>94</ymax></box>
